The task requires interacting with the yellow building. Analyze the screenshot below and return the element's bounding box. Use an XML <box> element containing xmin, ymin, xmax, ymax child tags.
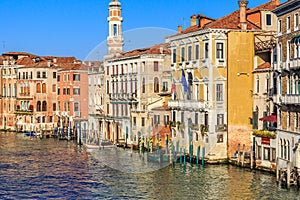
<box><xmin>167</xmin><ymin>0</ymin><xmax>280</xmax><ymax>161</ymax></box>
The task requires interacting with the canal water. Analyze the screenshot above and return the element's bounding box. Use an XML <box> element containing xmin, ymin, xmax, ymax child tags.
<box><xmin>1</xmin><ymin>132</ymin><xmax>299</xmax><ymax>199</ymax></box>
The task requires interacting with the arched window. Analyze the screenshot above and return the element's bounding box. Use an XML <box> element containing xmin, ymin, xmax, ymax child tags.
<box><xmin>42</xmin><ymin>83</ymin><xmax>46</xmax><ymax>93</ymax></box>
<box><xmin>154</xmin><ymin>77</ymin><xmax>159</xmax><ymax>93</ymax></box>
<box><xmin>280</xmin><ymin>139</ymin><xmax>283</xmax><ymax>158</ymax></box>
<box><xmin>42</xmin><ymin>101</ymin><xmax>47</xmax><ymax>111</ymax></box>
<box><xmin>284</xmin><ymin>140</ymin><xmax>287</xmax><ymax>159</ymax></box>
<box><xmin>37</xmin><ymin>101</ymin><xmax>41</xmax><ymax>112</ymax></box>
<box><xmin>36</xmin><ymin>83</ymin><xmax>41</xmax><ymax>93</ymax></box>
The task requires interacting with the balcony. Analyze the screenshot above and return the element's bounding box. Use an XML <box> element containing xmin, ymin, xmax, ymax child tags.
<box><xmin>290</xmin><ymin>58</ymin><xmax>300</xmax><ymax>70</ymax></box>
<box><xmin>14</xmin><ymin>109</ymin><xmax>33</xmax><ymax>115</ymax></box>
<box><xmin>168</xmin><ymin>100</ymin><xmax>207</xmax><ymax>111</ymax></box>
<box><xmin>215</xmin><ymin>124</ymin><xmax>227</xmax><ymax>132</ymax></box>
<box><xmin>74</xmin><ymin>111</ymin><xmax>81</xmax><ymax>117</ymax></box>
<box><xmin>281</xmin><ymin>94</ymin><xmax>300</xmax><ymax>105</ymax></box>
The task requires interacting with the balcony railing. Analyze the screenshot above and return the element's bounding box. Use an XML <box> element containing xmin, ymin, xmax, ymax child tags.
<box><xmin>14</xmin><ymin>109</ymin><xmax>33</xmax><ymax>115</ymax></box>
<box><xmin>281</xmin><ymin>94</ymin><xmax>300</xmax><ymax>104</ymax></box>
<box><xmin>215</xmin><ymin>124</ymin><xmax>227</xmax><ymax>132</ymax></box>
<box><xmin>290</xmin><ymin>58</ymin><xmax>300</xmax><ymax>70</ymax></box>
<box><xmin>168</xmin><ymin>100</ymin><xmax>207</xmax><ymax>111</ymax></box>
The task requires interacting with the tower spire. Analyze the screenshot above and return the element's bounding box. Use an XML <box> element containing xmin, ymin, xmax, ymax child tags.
<box><xmin>107</xmin><ymin>0</ymin><xmax>123</xmax><ymax>56</ymax></box>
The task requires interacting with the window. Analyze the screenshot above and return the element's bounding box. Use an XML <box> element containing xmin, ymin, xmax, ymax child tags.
<box><xmin>216</xmin><ymin>84</ymin><xmax>223</xmax><ymax>101</ymax></box>
<box><xmin>57</xmin><ymin>75</ymin><xmax>60</xmax><ymax>82</ymax></box>
<box><xmin>63</xmin><ymin>88</ymin><xmax>66</xmax><ymax>95</ymax></box>
<box><xmin>142</xmin><ymin>78</ymin><xmax>146</xmax><ymax>93</ymax></box>
<box><xmin>154</xmin><ymin>61</ymin><xmax>158</xmax><ymax>71</ymax></box>
<box><xmin>63</xmin><ymin>74</ymin><xmax>67</xmax><ymax>82</ymax></box>
<box><xmin>195</xmin><ymin>113</ymin><xmax>199</xmax><ymax>125</ymax></box>
<box><xmin>58</xmin><ymin>101</ymin><xmax>60</xmax><ymax>111</ymax></box>
<box><xmin>42</xmin><ymin>72</ymin><xmax>46</xmax><ymax>78</ymax></box>
<box><xmin>264</xmin><ymin>147</ymin><xmax>270</xmax><ymax>161</ymax></box>
<box><xmin>37</xmin><ymin>101</ymin><xmax>41</xmax><ymax>112</ymax></box>
<box><xmin>37</xmin><ymin>71</ymin><xmax>41</xmax><ymax>78</ymax></box>
<box><xmin>205</xmin><ymin>43</ymin><xmax>209</xmax><ymax>58</ymax></box>
<box><xmin>181</xmin><ymin>47</ymin><xmax>185</xmax><ymax>62</ymax></box>
<box><xmin>216</xmin><ymin>43</ymin><xmax>224</xmax><ymax>59</ymax></box>
<box><xmin>154</xmin><ymin>77</ymin><xmax>159</xmax><ymax>93</ymax></box>
<box><xmin>52</xmin><ymin>84</ymin><xmax>56</xmax><ymax>93</ymax></box>
<box><xmin>73</xmin><ymin>74</ymin><xmax>80</xmax><ymax>81</ymax></box>
<box><xmin>57</xmin><ymin>88</ymin><xmax>60</xmax><ymax>95</ymax></box>
<box><xmin>257</xmin><ymin>145</ymin><xmax>262</xmax><ymax>159</ymax></box>
<box><xmin>67</xmin><ymin>88</ymin><xmax>70</xmax><ymax>95</ymax></box>
<box><xmin>172</xmin><ymin>111</ymin><xmax>176</xmax><ymax>122</ymax></box>
<box><xmin>164</xmin><ymin>115</ymin><xmax>169</xmax><ymax>126</ymax></box>
<box><xmin>162</xmin><ymin>81</ymin><xmax>168</xmax><ymax>91</ymax></box>
<box><xmin>73</xmin><ymin>88</ymin><xmax>80</xmax><ymax>95</ymax></box>
<box><xmin>141</xmin><ymin>117</ymin><xmax>145</xmax><ymax>127</ymax></box>
<box><xmin>287</xmin><ymin>16</ymin><xmax>291</xmax><ymax>32</ymax></box>
<box><xmin>195</xmin><ymin>44</ymin><xmax>199</xmax><ymax>60</ymax></box>
<box><xmin>278</xmin><ymin>19</ymin><xmax>282</xmax><ymax>33</ymax></box>
<box><xmin>181</xmin><ymin>111</ymin><xmax>184</xmax><ymax>123</ymax></box>
<box><xmin>217</xmin><ymin>114</ymin><xmax>224</xmax><ymax>125</ymax></box>
<box><xmin>217</xmin><ymin>134</ymin><xmax>223</xmax><ymax>143</ymax></box>
<box><xmin>188</xmin><ymin>46</ymin><xmax>192</xmax><ymax>61</ymax></box>
<box><xmin>74</xmin><ymin>102</ymin><xmax>79</xmax><ymax>112</ymax></box>
<box><xmin>53</xmin><ymin>103</ymin><xmax>56</xmax><ymax>111</ymax></box>
<box><xmin>154</xmin><ymin>115</ymin><xmax>160</xmax><ymax>125</ymax></box>
<box><xmin>53</xmin><ymin>72</ymin><xmax>57</xmax><ymax>79</ymax></box>
<box><xmin>133</xmin><ymin>117</ymin><xmax>136</xmax><ymax>127</ymax></box>
<box><xmin>172</xmin><ymin>49</ymin><xmax>176</xmax><ymax>63</ymax></box>
<box><xmin>256</xmin><ymin>78</ymin><xmax>260</xmax><ymax>93</ymax></box>
<box><xmin>295</xmin><ymin>13</ymin><xmax>299</xmax><ymax>30</ymax></box>
<box><xmin>113</xmin><ymin>24</ymin><xmax>117</xmax><ymax>36</ymax></box>
<box><xmin>36</xmin><ymin>83</ymin><xmax>41</xmax><ymax>93</ymax></box>
<box><xmin>42</xmin><ymin>83</ymin><xmax>46</xmax><ymax>93</ymax></box>
<box><xmin>266</xmin><ymin>14</ymin><xmax>272</xmax><ymax>26</ymax></box>
<box><xmin>42</xmin><ymin>101</ymin><xmax>47</xmax><ymax>111</ymax></box>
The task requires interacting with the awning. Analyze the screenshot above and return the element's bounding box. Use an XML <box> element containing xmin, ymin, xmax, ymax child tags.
<box><xmin>259</xmin><ymin>115</ymin><xmax>277</xmax><ymax>122</ymax></box>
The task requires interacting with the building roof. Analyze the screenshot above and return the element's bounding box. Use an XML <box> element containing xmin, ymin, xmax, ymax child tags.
<box><xmin>57</xmin><ymin>63</ymin><xmax>89</xmax><ymax>71</ymax></box>
<box><xmin>170</xmin><ymin>1</ymin><xmax>278</xmax><ymax>36</ymax></box>
<box><xmin>0</xmin><ymin>56</ymin><xmax>3</xmax><ymax>65</ymax></box>
<box><xmin>2</xmin><ymin>52</ymin><xmax>37</xmax><ymax>58</ymax></box>
<box><xmin>15</xmin><ymin>57</ymin><xmax>35</xmax><ymax>65</ymax></box>
<box><xmin>119</xmin><ymin>43</ymin><xmax>171</xmax><ymax>58</ymax></box>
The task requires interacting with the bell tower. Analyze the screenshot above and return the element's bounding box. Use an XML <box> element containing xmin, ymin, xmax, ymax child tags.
<box><xmin>107</xmin><ymin>0</ymin><xmax>123</xmax><ymax>56</ymax></box>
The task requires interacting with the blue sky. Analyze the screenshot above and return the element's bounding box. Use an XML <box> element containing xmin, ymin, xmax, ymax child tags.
<box><xmin>0</xmin><ymin>0</ymin><xmax>276</xmax><ymax>60</ymax></box>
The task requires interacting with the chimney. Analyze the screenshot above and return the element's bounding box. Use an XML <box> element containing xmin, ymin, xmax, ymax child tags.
<box><xmin>190</xmin><ymin>14</ymin><xmax>197</xmax><ymax>26</ymax></box>
<box><xmin>178</xmin><ymin>25</ymin><xmax>182</xmax><ymax>33</ymax></box>
<box><xmin>238</xmin><ymin>0</ymin><xmax>248</xmax><ymax>30</ymax></box>
<box><xmin>271</xmin><ymin>0</ymin><xmax>280</xmax><ymax>6</ymax></box>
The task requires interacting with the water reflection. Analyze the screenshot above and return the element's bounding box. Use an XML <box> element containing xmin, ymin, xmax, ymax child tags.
<box><xmin>1</xmin><ymin>132</ymin><xmax>300</xmax><ymax>199</ymax></box>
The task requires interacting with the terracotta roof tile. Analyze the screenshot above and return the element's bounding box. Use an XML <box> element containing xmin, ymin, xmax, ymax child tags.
<box><xmin>2</xmin><ymin>52</ymin><xmax>37</xmax><ymax>58</ymax></box>
<box><xmin>15</xmin><ymin>57</ymin><xmax>35</xmax><ymax>65</ymax></box>
<box><xmin>120</xmin><ymin>43</ymin><xmax>171</xmax><ymax>58</ymax></box>
<box><xmin>171</xmin><ymin>1</ymin><xmax>278</xmax><ymax>36</ymax></box>
<box><xmin>58</xmin><ymin>63</ymin><xmax>88</xmax><ymax>71</ymax></box>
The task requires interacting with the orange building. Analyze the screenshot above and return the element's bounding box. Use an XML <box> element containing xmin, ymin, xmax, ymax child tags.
<box><xmin>56</xmin><ymin>62</ymin><xmax>89</xmax><ymax>136</ymax></box>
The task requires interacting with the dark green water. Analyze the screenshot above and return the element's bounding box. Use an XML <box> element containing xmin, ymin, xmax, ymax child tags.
<box><xmin>0</xmin><ymin>132</ymin><xmax>299</xmax><ymax>199</ymax></box>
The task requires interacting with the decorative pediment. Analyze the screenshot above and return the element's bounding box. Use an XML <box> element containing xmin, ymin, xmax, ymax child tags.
<box><xmin>170</xmin><ymin>41</ymin><xmax>178</xmax><ymax>48</ymax></box>
<box><xmin>215</xmin><ymin>76</ymin><xmax>226</xmax><ymax>81</ymax></box>
<box><xmin>215</xmin><ymin>34</ymin><xmax>227</xmax><ymax>41</ymax></box>
<box><xmin>179</xmin><ymin>40</ymin><xmax>185</xmax><ymax>46</ymax></box>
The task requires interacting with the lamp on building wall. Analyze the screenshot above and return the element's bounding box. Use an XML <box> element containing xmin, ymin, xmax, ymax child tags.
<box><xmin>237</xmin><ymin>72</ymin><xmax>250</xmax><ymax>77</ymax></box>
